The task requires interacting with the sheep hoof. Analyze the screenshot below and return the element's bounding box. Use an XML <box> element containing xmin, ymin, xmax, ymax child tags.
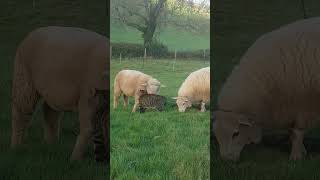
<box><xmin>289</xmin><ymin>150</ymin><xmax>306</xmax><ymax>161</ymax></box>
<box><xmin>289</xmin><ymin>154</ymin><xmax>303</xmax><ymax>161</ymax></box>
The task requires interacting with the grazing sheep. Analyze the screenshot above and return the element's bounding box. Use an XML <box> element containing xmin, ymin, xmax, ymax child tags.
<box><xmin>11</xmin><ymin>26</ymin><xmax>109</xmax><ymax>162</ymax></box>
<box><xmin>113</xmin><ymin>70</ymin><xmax>165</xmax><ymax>112</ymax></box>
<box><xmin>173</xmin><ymin>67</ymin><xmax>210</xmax><ymax>112</ymax></box>
<box><xmin>213</xmin><ymin>17</ymin><xmax>320</xmax><ymax>162</ymax></box>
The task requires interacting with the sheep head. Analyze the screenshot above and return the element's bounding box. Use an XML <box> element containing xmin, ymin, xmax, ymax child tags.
<box><xmin>172</xmin><ymin>96</ymin><xmax>192</xmax><ymax>112</ymax></box>
<box><xmin>213</xmin><ymin>110</ymin><xmax>262</xmax><ymax>162</ymax></box>
<box><xmin>142</xmin><ymin>78</ymin><xmax>162</xmax><ymax>94</ymax></box>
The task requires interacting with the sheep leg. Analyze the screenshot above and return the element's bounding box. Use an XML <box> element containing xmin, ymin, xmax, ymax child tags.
<box><xmin>123</xmin><ymin>95</ymin><xmax>128</xmax><ymax>108</ymax></box>
<box><xmin>11</xmin><ymin>75</ymin><xmax>39</xmax><ymax>147</ymax></box>
<box><xmin>43</xmin><ymin>103</ymin><xmax>60</xmax><ymax>144</ymax></box>
<box><xmin>71</xmin><ymin>100</ymin><xmax>94</xmax><ymax>161</ymax></box>
<box><xmin>113</xmin><ymin>94</ymin><xmax>120</xmax><ymax>109</ymax></box>
<box><xmin>113</xmin><ymin>88</ymin><xmax>121</xmax><ymax>109</ymax></box>
<box><xmin>11</xmin><ymin>106</ymin><xmax>34</xmax><ymax>147</ymax></box>
<box><xmin>289</xmin><ymin>128</ymin><xmax>306</xmax><ymax>160</ymax></box>
<box><xmin>200</xmin><ymin>102</ymin><xmax>206</xmax><ymax>112</ymax></box>
<box><xmin>132</xmin><ymin>95</ymin><xmax>139</xmax><ymax>112</ymax></box>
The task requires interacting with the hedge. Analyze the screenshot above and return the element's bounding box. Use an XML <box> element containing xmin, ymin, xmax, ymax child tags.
<box><xmin>110</xmin><ymin>42</ymin><xmax>210</xmax><ymax>60</ymax></box>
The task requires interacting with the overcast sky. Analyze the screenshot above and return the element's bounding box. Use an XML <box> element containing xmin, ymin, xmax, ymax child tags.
<box><xmin>193</xmin><ymin>0</ymin><xmax>210</xmax><ymax>6</ymax></box>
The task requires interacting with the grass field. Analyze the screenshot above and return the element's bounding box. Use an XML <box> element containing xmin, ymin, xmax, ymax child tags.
<box><xmin>110</xmin><ymin>58</ymin><xmax>210</xmax><ymax>179</ymax></box>
<box><xmin>111</xmin><ymin>24</ymin><xmax>210</xmax><ymax>51</ymax></box>
<box><xmin>0</xmin><ymin>1</ymin><xmax>108</xmax><ymax>179</ymax></box>
<box><xmin>212</xmin><ymin>0</ymin><xmax>320</xmax><ymax>179</ymax></box>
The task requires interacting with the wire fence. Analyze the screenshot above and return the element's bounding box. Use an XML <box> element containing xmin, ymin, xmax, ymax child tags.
<box><xmin>110</xmin><ymin>46</ymin><xmax>210</xmax><ymax>71</ymax></box>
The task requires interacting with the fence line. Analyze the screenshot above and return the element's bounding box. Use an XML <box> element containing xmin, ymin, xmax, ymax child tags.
<box><xmin>110</xmin><ymin>49</ymin><xmax>209</xmax><ymax>60</ymax></box>
<box><xmin>111</xmin><ymin>47</ymin><xmax>210</xmax><ymax>70</ymax></box>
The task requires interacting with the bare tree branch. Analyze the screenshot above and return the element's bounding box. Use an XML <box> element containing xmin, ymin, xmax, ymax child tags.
<box><xmin>111</xmin><ymin>0</ymin><xmax>209</xmax><ymax>46</ymax></box>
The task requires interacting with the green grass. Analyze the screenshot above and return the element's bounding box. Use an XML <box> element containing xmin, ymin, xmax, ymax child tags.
<box><xmin>0</xmin><ymin>0</ymin><xmax>107</xmax><ymax>179</ymax></box>
<box><xmin>110</xmin><ymin>59</ymin><xmax>210</xmax><ymax>179</ymax></box>
<box><xmin>111</xmin><ymin>24</ymin><xmax>210</xmax><ymax>51</ymax></box>
<box><xmin>212</xmin><ymin>0</ymin><xmax>320</xmax><ymax>179</ymax></box>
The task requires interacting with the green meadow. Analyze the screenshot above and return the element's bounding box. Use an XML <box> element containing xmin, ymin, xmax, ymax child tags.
<box><xmin>110</xmin><ymin>59</ymin><xmax>210</xmax><ymax>179</ymax></box>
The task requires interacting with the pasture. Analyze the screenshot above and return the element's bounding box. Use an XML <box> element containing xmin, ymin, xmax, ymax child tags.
<box><xmin>110</xmin><ymin>58</ymin><xmax>210</xmax><ymax>179</ymax></box>
<box><xmin>212</xmin><ymin>0</ymin><xmax>320</xmax><ymax>179</ymax></box>
<box><xmin>0</xmin><ymin>0</ymin><xmax>108</xmax><ymax>179</ymax></box>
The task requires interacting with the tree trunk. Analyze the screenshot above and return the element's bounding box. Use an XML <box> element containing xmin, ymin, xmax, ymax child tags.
<box><xmin>143</xmin><ymin>29</ymin><xmax>154</xmax><ymax>48</ymax></box>
<box><xmin>142</xmin><ymin>0</ymin><xmax>166</xmax><ymax>48</ymax></box>
<box><xmin>143</xmin><ymin>16</ymin><xmax>157</xmax><ymax>48</ymax></box>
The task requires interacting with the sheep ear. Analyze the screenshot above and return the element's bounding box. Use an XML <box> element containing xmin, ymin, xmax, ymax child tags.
<box><xmin>161</xmin><ymin>84</ymin><xmax>166</xmax><ymax>88</ymax></box>
<box><xmin>89</xmin><ymin>88</ymin><xmax>96</xmax><ymax>97</ymax></box>
<box><xmin>171</xmin><ymin>97</ymin><xmax>178</xmax><ymax>100</ymax></box>
<box><xmin>88</xmin><ymin>88</ymin><xmax>98</xmax><ymax>105</ymax></box>
<box><xmin>238</xmin><ymin>118</ymin><xmax>253</xmax><ymax>127</ymax></box>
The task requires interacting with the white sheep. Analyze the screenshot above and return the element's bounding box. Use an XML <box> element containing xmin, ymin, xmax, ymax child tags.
<box><xmin>173</xmin><ymin>67</ymin><xmax>210</xmax><ymax>112</ymax></box>
<box><xmin>213</xmin><ymin>17</ymin><xmax>320</xmax><ymax>162</ymax></box>
<box><xmin>113</xmin><ymin>69</ymin><xmax>165</xmax><ymax>112</ymax></box>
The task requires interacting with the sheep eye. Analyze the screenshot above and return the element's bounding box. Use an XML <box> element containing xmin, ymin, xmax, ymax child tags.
<box><xmin>232</xmin><ymin>131</ymin><xmax>240</xmax><ymax>139</ymax></box>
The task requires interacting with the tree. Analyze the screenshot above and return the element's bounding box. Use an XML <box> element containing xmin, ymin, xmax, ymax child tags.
<box><xmin>112</xmin><ymin>0</ymin><xmax>167</xmax><ymax>48</ymax></box>
<box><xmin>111</xmin><ymin>0</ymin><xmax>209</xmax><ymax>48</ymax></box>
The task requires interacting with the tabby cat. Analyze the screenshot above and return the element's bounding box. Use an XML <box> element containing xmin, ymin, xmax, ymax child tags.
<box><xmin>139</xmin><ymin>93</ymin><xmax>167</xmax><ymax>113</ymax></box>
<box><xmin>72</xmin><ymin>89</ymin><xmax>109</xmax><ymax>163</ymax></box>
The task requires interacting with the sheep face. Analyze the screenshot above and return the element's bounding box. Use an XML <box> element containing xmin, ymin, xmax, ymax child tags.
<box><xmin>175</xmin><ymin>97</ymin><xmax>192</xmax><ymax>112</ymax></box>
<box><xmin>213</xmin><ymin>111</ymin><xmax>261</xmax><ymax>162</ymax></box>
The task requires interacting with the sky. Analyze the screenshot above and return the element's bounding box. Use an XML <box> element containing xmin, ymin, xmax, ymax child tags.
<box><xmin>193</xmin><ymin>0</ymin><xmax>210</xmax><ymax>6</ymax></box>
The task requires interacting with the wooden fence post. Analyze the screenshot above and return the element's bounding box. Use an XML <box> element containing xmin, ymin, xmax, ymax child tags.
<box><xmin>173</xmin><ymin>49</ymin><xmax>177</xmax><ymax>71</ymax></box>
<box><xmin>144</xmin><ymin>48</ymin><xmax>147</xmax><ymax>59</ymax></box>
<box><xmin>119</xmin><ymin>53</ymin><xmax>122</xmax><ymax>63</ymax></box>
<box><xmin>142</xmin><ymin>48</ymin><xmax>146</xmax><ymax>68</ymax></box>
<box><xmin>203</xmin><ymin>49</ymin><xmax>206</xmax><ymax>64</ymax></box>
